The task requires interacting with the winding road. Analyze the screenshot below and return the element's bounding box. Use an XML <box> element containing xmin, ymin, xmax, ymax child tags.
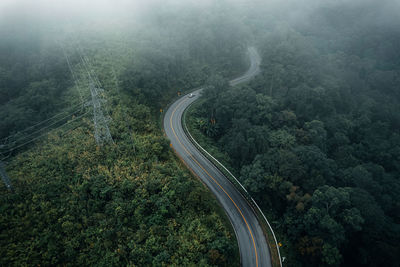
<box><xmin>163</xmin><ymin>47</ymin><xmax>271</xmax><ymax>267</ymax></box>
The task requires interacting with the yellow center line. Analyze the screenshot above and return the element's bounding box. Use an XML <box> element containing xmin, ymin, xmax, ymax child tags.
<box><xmin>169</xmin><ymin>97</ymin><xmax>259</xmax><ymax>267</ymax></box>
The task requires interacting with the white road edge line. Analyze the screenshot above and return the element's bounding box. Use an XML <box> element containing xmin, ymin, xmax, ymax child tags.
<box><xmin>183</xmin><ymin>96</ymin><xmax>283</xmax><ymax>267</ymax></box>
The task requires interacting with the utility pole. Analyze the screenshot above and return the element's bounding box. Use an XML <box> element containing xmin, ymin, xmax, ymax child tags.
<box><xmin>90</xmin><ymin>82</ymin><xmax>114</xmax><ymax>145</ymax></box>
<box><xmin>0</xmin><ymin>161</ymin><xmax>13</xmax><ymax>192</ymax></box>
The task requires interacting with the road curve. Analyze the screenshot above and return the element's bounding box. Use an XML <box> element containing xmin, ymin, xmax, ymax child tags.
<box><xmin>163</xmin><ymin>47</ymin><xmax>271</xmax><ymax>267</ymax></box>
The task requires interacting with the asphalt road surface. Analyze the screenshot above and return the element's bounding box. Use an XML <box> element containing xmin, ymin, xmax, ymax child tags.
<box><xmin>163</xmin><ymin>47</ymin><xmax>271</xmax><ymax>267</ymax></box>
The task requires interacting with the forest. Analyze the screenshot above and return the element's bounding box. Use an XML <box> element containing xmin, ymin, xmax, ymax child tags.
<box><xmin>0</xmin><ymin>0</ymin><xmax>399</xmax><ymax>266</ymax></box>
<box><xmin>0</xmin><ymin>1</ymin><xmax>247</xmax><ymax>266</ymax></box>
<box><xmin>189</xmin><ymin>1</ymin><xmax>400</xmax><ymax>266</ymax></box>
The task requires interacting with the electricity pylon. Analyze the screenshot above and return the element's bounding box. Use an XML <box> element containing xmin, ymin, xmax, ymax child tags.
<box><xmin>90</xmin><ymin>82</ymin><xmax>114</xmax><ymax>145</ymax></box>
<box><xmin>0</xmin><ymin>161</ymin><xmax>12</xmax><ymax>191</ymax></box>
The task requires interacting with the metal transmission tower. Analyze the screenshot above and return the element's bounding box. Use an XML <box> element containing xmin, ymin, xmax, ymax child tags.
<box><xmin>90</xmin><ymin>82</ymin><xmax>114</xmax><ymax>145</ymax></box>
<box><xmin>73</xmin><ymin>40</ymin><xmax>113</xmax><ymax>145</ymax></box>
<box><xmin>0</xmin><ymin>161</ymin><xmax>12</xmax><ymax>191</ymax></box>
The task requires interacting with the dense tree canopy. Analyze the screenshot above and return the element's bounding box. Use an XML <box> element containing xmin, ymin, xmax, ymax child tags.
<box><xmin>0</xmin><ymin>2</ymin><xmax>248</xmax><ymax>265</ymax></box>
<box><xmin>1</xmin><ymin>0</ymin><xmax>399</xmax><ymax>266</ymax></box>
<box><xmin>189</xmin><ymin>2</ymin><xmax>400</xmax><ymax>266</ymax></box>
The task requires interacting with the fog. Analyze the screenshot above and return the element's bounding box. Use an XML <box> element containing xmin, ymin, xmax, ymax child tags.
<box><xmin>0</xmin><ymin>0</ymin><xmax>400</xmax><ymax>39</ymax></box>
<box><xmin>2</xmin><ymin>0</ymin><xmax>399</xmax><ymax>28</ymax></box>
<box><xmin>1</xmin><ymin>0</ymin><xmax>399</xmax><ymax>69</ymax></box>
<box><xmin>1</xmin><ymin>1</ymin><xmax>400</xmax><ymax>267</ymax></box>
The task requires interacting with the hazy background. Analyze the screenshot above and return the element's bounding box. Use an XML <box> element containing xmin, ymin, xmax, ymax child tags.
<box><xmin>1</xmin><ymin>1</ymin><xmax>400</xmax><ymax>266</ymax></box>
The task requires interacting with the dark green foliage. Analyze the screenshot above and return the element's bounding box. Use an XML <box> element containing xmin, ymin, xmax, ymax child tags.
<box><xmin>0</xmin><ymin>37</ymin><xmax>73</xmax><ymax>140</ymax></box>
<box><xmin>119</xmin><ymin>7</ymin><xmax>246</xmax><ymax>109</ymax></box>
<box><xmin>0</xmin><ymin>4</ymin><xmax>247</xmax><ymax>265</ymax></box>
<box><xmin>0</xmin><ymin>110</ymin><xmax>237</xmax><ymax>266</ymax></box>
<box><xmin>191</xmin><ymin>2</ymin><xmax>400</xmax><ymax>266</ymax></box>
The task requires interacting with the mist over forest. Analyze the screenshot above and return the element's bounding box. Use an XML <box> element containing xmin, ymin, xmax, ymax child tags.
<box><xmin>1</xmin><ymin>0</ymin><xmax>399</xmax><ymax>266</ymax></box>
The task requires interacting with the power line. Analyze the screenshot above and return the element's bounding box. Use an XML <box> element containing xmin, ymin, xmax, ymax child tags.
<box><xmin>60</xmin><ymin>42</ymin><xmax>85</xmax><ymax>105</ymax></box>
<box><xmin>75</xmin><ymin>42</ymin><xmax>103</xmax><ymax>89</ymax></box>
<box><xmin>90</xmin><ymin>82</ymin><xmax>114</xmax><ymax>145</ymax></box>
<box><xmin>1</xmin><ymin>107</ymin><xmax>85</xmax><ymax>149</ymax></box>
<box><xmin>0</xmin><ymin>37</ymin><xmax>111</xmax><ymax>171</ymax></box>
<box><xmin>0</xmin><ymin>42</ymin><xmax>93</xmax><ymax>143</ymax></box>
<box><xmin>0</xmin><ymin>101</ymin><xmax>87</xmax><ymax>143</ymax></box>
<box><xmin>74</xmin><ymin>39</ymin><xmax>113</xmax><ymax>145</ymax></box>
<box><xmin>0</xmin><ymin>111</ymin><xmax>90</xmax><ymax>159</ymax></box>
